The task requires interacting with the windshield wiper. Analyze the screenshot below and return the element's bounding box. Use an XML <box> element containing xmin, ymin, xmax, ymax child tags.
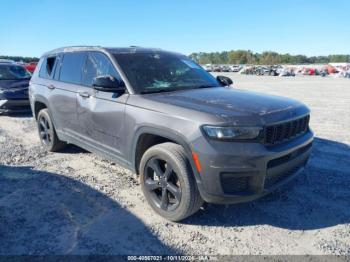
<box><xmin>140</xmin><ymin>88</ymin><xmax>179</xmax><ymax>94</ymax></box>
<box><xmin>140</xmin><ymin>85</ymin><xmax>218</xmax><ymax>94</ymax></box>
<box><xmin>194</xmin><ymin>85</ymin><xmax>218</xmax><ymax>89</ymax></box>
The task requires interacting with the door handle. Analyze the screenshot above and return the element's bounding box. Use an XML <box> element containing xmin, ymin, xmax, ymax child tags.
<box><xmin>79</xmin><ymin>92</ymin><xmax>90</xmax><ymax>98</ymax></box>
<box><xmin>47</xmin><ymin>84</ymin><xmax>56</xmax><ymax>90</ymax></box>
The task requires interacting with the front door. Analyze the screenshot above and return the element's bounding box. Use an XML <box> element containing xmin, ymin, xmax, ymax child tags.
<box><xmin>77</xmin><ymin>51</ymin><xmax>128</xmax><ymax>161</ymax></box>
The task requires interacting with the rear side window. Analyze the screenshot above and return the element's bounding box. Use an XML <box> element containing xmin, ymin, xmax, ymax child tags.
<box><xmin>39</xmin><ymin>56</ymin><xmax>56</xmax><ymax>79</ymax></box>
<box><xmin>59</xmin><ymin>52</ymin><xmax>86</xmax><ymax>84</ymax></box>
<box><xmin>82</xmin><ymin>52</ymin><xmax>121</xmax><ymax>87</ymax></box>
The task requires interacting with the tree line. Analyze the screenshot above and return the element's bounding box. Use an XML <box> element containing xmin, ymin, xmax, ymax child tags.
<box><xmin>189</xmin><ymin>50</ymin><xmax>350</xmax><ymax>65</ymax></box>
<box><xmin>0</xmin><ymin>55</ymin><xmax>39</xmax><ymax>63</ymax></box>
<box><xmin>2</xmin><ymin>52</ymin><xmax>350</xmax><ymax>65</ymax></box>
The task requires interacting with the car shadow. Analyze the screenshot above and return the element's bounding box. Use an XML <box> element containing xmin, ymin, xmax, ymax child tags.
<box><xmin>0</xmin><ymin>165</ymin><xmax>177</xmax><ymax>255</ymax></box>
<box><xmin>60</xmin><ymin>144</ymin><xmax>89</xmax><ymax>154</ymax></box>
<box><xmin>185</xmin><ymin>137</ymin><xmax>350</xmax><ymax>230</ymax></box>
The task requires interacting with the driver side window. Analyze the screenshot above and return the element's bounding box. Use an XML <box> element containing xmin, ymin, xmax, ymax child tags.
<box><xmin>82</xmin><ymin>52</ymin><xmax>121</xmax><ymax>87</ymax></box>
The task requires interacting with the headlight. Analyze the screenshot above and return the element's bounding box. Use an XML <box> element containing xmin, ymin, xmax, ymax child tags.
<box><xmin>202</xmin><ymin>125</ymin><xmax>262</xmax><ymax>140</ymax></box>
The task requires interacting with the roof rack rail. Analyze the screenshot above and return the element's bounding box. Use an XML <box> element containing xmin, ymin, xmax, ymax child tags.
<box><xmin>44</xmin><ymin>46</ymin><xmax>104</xmax><ymax>55</ymax></box>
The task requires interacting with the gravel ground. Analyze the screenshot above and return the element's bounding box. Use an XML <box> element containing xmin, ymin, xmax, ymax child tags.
<box><xmin>0</xmin><ymin>74</ymin><xmax>349</xmax><ymax>255</ymax></box>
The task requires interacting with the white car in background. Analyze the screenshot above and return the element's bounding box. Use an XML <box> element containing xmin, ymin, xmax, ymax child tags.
<box><xmin>278</xmin><ymin>67</ymin><xmax>295</xmax><ymax>77</ymax></box>
<box><xmin>229</xmin><ymin>65</ymin><xmax>242</xmax><ymax>72</ymax></box>
<box><xmin>202</xmin><ymin>64</ymin><xmax>213</xmax><ymax>72</ymax></box>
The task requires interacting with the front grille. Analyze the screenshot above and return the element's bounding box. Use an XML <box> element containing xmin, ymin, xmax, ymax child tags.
<box><xmin>264</xmin><ymin>115</ymin><xmax>310</xmax><ymax>145</ymax></box>
<box><xmin>220</xmin><ymin>174</ymin><xmax>250</xmax><ymax>194</ymax></box>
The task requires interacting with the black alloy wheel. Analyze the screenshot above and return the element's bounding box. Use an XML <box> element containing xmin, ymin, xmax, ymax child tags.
<box><xmin>144</xmin><ymin>157</ymin><xmax>181</xmax><ymax>212</ymax></box>
<box><xmin>38</xmin><ymin>114</ymin><xmax>53</xmax><ymax>146</ymax></box>
<box><xmin>37</xmin><ymin>108</ymin><xmax>66</xmax><ymax>152</ymax></box>
<box><xmin>140</xmin><ymin>142</ymin><xmax>203</xmax><ymax>221</ymax></box>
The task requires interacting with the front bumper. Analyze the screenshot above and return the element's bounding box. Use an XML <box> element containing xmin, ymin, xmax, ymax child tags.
<box><xmin>0</xmin><ymin>99</ymin><xmax>31</xmax><ymax>113</ymax></box>
<box><xmin>192</xmin><ymin>130</ymin><xmax>313</xmax><ymax>204</ymax></box>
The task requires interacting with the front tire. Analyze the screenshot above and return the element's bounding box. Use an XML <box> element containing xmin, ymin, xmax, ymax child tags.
<box><xmin>140</xmin><ymin>142</ymin><xmax>203</xmax><ymax>221</ymax></box>
<box><xmin>37</xmin><ymin>108</ymin><xmax>66</xmax><ymax>152</ymax></box>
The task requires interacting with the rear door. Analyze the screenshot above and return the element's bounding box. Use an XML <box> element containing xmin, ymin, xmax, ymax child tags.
<box><xmin>78</xmin><ymin>51</ymin><xmax>128</xmax><ymax>161</ymax></box>
<box><xmin>36</xmin><ymin>54</ymin><xmax>77</xmax><ymax>134</ymax></box>
<box><xmin>50</xmin><ymin>52</ymin><xmax>86</xmax><ymax>135</ymax></box>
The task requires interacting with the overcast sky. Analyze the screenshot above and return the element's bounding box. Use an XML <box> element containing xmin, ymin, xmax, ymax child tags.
<box><xmin>1</xmin><ymin>0</ymin><xmax>349</xmax><ymax>57</ymax></box>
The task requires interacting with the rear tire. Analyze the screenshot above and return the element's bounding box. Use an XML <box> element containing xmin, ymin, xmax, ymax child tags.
<box><xmin>140</xmin><ymin>142</ymin><xmax>203</xmax><ymax>221</ymax></box>
<box><xmin>37</xmin><ymin>108</ymin><xmax>66</xmax><ymax>152</ymax></box>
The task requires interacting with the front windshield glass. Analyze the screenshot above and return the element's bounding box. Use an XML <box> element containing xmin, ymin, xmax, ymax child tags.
<box><xmin>113</xmin><ymin>53</ymin><xmax>219</xmax><ymax>93</ymax></box>
<box><xmin>0</xmin><ymin>65</ymin><xmax>31</xmax><ymax>80</ymax></box>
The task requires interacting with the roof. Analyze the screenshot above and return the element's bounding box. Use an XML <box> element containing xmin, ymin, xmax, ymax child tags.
<box><xmin>43</xmin><ymin>46</ymin><xmax>182</xmax><ymax>56</ymax></box>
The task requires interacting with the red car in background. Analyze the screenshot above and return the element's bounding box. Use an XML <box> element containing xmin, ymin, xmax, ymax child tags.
<box><xmin>24</xmin><ymin>62</ymin><xmax>37</xmax><ymax>73</ymax></box>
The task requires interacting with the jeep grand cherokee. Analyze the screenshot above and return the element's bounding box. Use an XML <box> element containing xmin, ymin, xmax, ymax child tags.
<box><xmin>29</xmin><ymin>46</ymin><xmax>313</xmax><ymax>221</ymax></box>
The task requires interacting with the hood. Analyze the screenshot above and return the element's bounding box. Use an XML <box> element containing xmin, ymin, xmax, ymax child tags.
<box><xmin>0</xmin><ymin>79</ymin><xmax>30</xmax><ymax>99</ymax></box>
<box><xmin>144</xmin><ymin>87</ymin><xmax>308</xmax><ymax>125</ymax></box>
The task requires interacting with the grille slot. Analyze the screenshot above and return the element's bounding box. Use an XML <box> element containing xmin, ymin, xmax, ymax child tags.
<box><xmin>264</xmin><ymin>115</ymin><xmax>310</xmax><ymax>145</ymax></box>
<box><xmin>220</xmin><ymin>174</ymin><xmax>250</xmax><ymax>194</ymax></box>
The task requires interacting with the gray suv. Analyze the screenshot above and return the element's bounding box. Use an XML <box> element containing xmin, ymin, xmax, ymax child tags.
<box><xmin>29</xmin><ymin>46</ymin><xmax>313</xmax><ymax>221</ymax></box>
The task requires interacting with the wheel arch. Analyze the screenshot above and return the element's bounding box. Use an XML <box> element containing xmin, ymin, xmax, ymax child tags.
<box><xmin>32</xmin><ymin>96</ymin><xmax>60</xmax><ymax>138</ymax></box>
<box><xmin>131</xmin><ymin>127</ymin><xmax>201</xmax><ymax>183</ymax></box>
<box><xmin>33</xmin><ymin>96</ymin><xmax>50</xmax><ymax>120</ymax></box>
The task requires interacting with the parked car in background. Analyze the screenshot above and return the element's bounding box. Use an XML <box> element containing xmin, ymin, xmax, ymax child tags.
<box><xmin>25</xmin><ymin>62</ymin><xmax>38</xmax><ymax>73</ymax></box>
<box><xmin>240</xmin><ymin>65</ymin><xmax>280</xmax><ymax>76</ymax></box>
<box><xmin>0</xmin><ymin>62</ymin><xmax>31</xmax><ymax>114</ymax></box>
<box><xmin>345</xmin><ymin>68</ymin><xmax>350</xmax><ymax>78</ymax></box>
<box><xmin>202</xmin><ymin>64</ymin><xmax>213</xmax><ymax>72</ymax></box>
<box><xmin>212</xmin><ymin>65</ymin><xmax>221</xmax><ymax>72</ymax></box>
<box><xmin>220</xmin><ymin>65</ymin><xmax>230</xmax><ymax>72</ymax></box>
<box><xmin>30</xmin><ymin>46</ymin><xmax>313</xmax><ymax>221</ymax></box>
<box><xmin>278</xmin><ymin>68</ymin><xmax>296</xmax><ymax>77</ymax></box>
<box><xmin>229</xmin><ymin>65</ymin><xmax>242</xmax><ymax>72</ymax></box>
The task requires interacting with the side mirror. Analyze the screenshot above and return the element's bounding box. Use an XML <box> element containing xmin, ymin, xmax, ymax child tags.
<box><xmin>92</xmin><ymin>75</ymin><xmax>126</xmax><ymax>92</ymax></box>
<box><xmin>217</xmin><ymin>75</ymin><xmax>233</xmax><ymax>86</ymax></box>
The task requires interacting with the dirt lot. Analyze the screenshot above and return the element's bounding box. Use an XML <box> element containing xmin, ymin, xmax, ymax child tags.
<box><xmin>0</xmin><ymin>74</ymin><xmax>349</xmax><ymax>255</ymax></box>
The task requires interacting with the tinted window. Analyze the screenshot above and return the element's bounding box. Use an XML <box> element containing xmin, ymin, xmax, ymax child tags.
<box><xmin>59</xmin><ymin>52</ymin><xmax>86</xmax><ymax>84</ymax></box>
<box><xmin>82</xmin><ymin>52</ymin><xmax>121</xmax><ymax>87</ymax></box>
<box><xmin>39</xmin><ymin>56</ymin><xmax>56</xmax><ymax>79</ymax></box>
<box><xmin>53</xmin><ymin>55</ymin><xmax>62</xmax><ymax>80</ymax></box>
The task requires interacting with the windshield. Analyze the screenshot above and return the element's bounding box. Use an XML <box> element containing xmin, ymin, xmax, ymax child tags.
<box><xmin>113</xmin><ymin>53</ymin><xmax>219</xmax><ymax>93</ymax></box>
<box><xmin>0</xmin><ymin>64</ymin><xmax>31</xmax><ymax>80</ymax></box>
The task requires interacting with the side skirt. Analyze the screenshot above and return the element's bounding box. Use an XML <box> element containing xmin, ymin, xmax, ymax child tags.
<box><xmin>57</xmin><ymin>130</ymin><xmax>134</xmax><ymax>172</ymax></box>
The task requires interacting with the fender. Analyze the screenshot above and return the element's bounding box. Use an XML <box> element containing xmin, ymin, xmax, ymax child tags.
<box><xmin>32</xmin><ymin>94</ymin><xmax>50</xmax><ymax>118</ymax></box>
<box><xmin>131</xmin><ymin>126</ymin><xmax>203</xmax><ymax>185</ymax></box>
<box><xmin>32</xmin><ymin>94</ymin><xmax>61</xmax><ymax>136</ymax></box>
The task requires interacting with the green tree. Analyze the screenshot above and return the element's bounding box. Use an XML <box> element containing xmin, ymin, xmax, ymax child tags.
<box><xmin>0</xmin><ymin>55</ymin><xmax>39</xmax><ymax>63</ymax></box>
<box><xmin>259</xmin><ymin>52</ymin><xmax>281</xmax><ymax>65</ymax></box>
<box><xmin>189</xmin><ymin>51</ymin><xmax>350</xmax><ymax>65</ymax></box>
